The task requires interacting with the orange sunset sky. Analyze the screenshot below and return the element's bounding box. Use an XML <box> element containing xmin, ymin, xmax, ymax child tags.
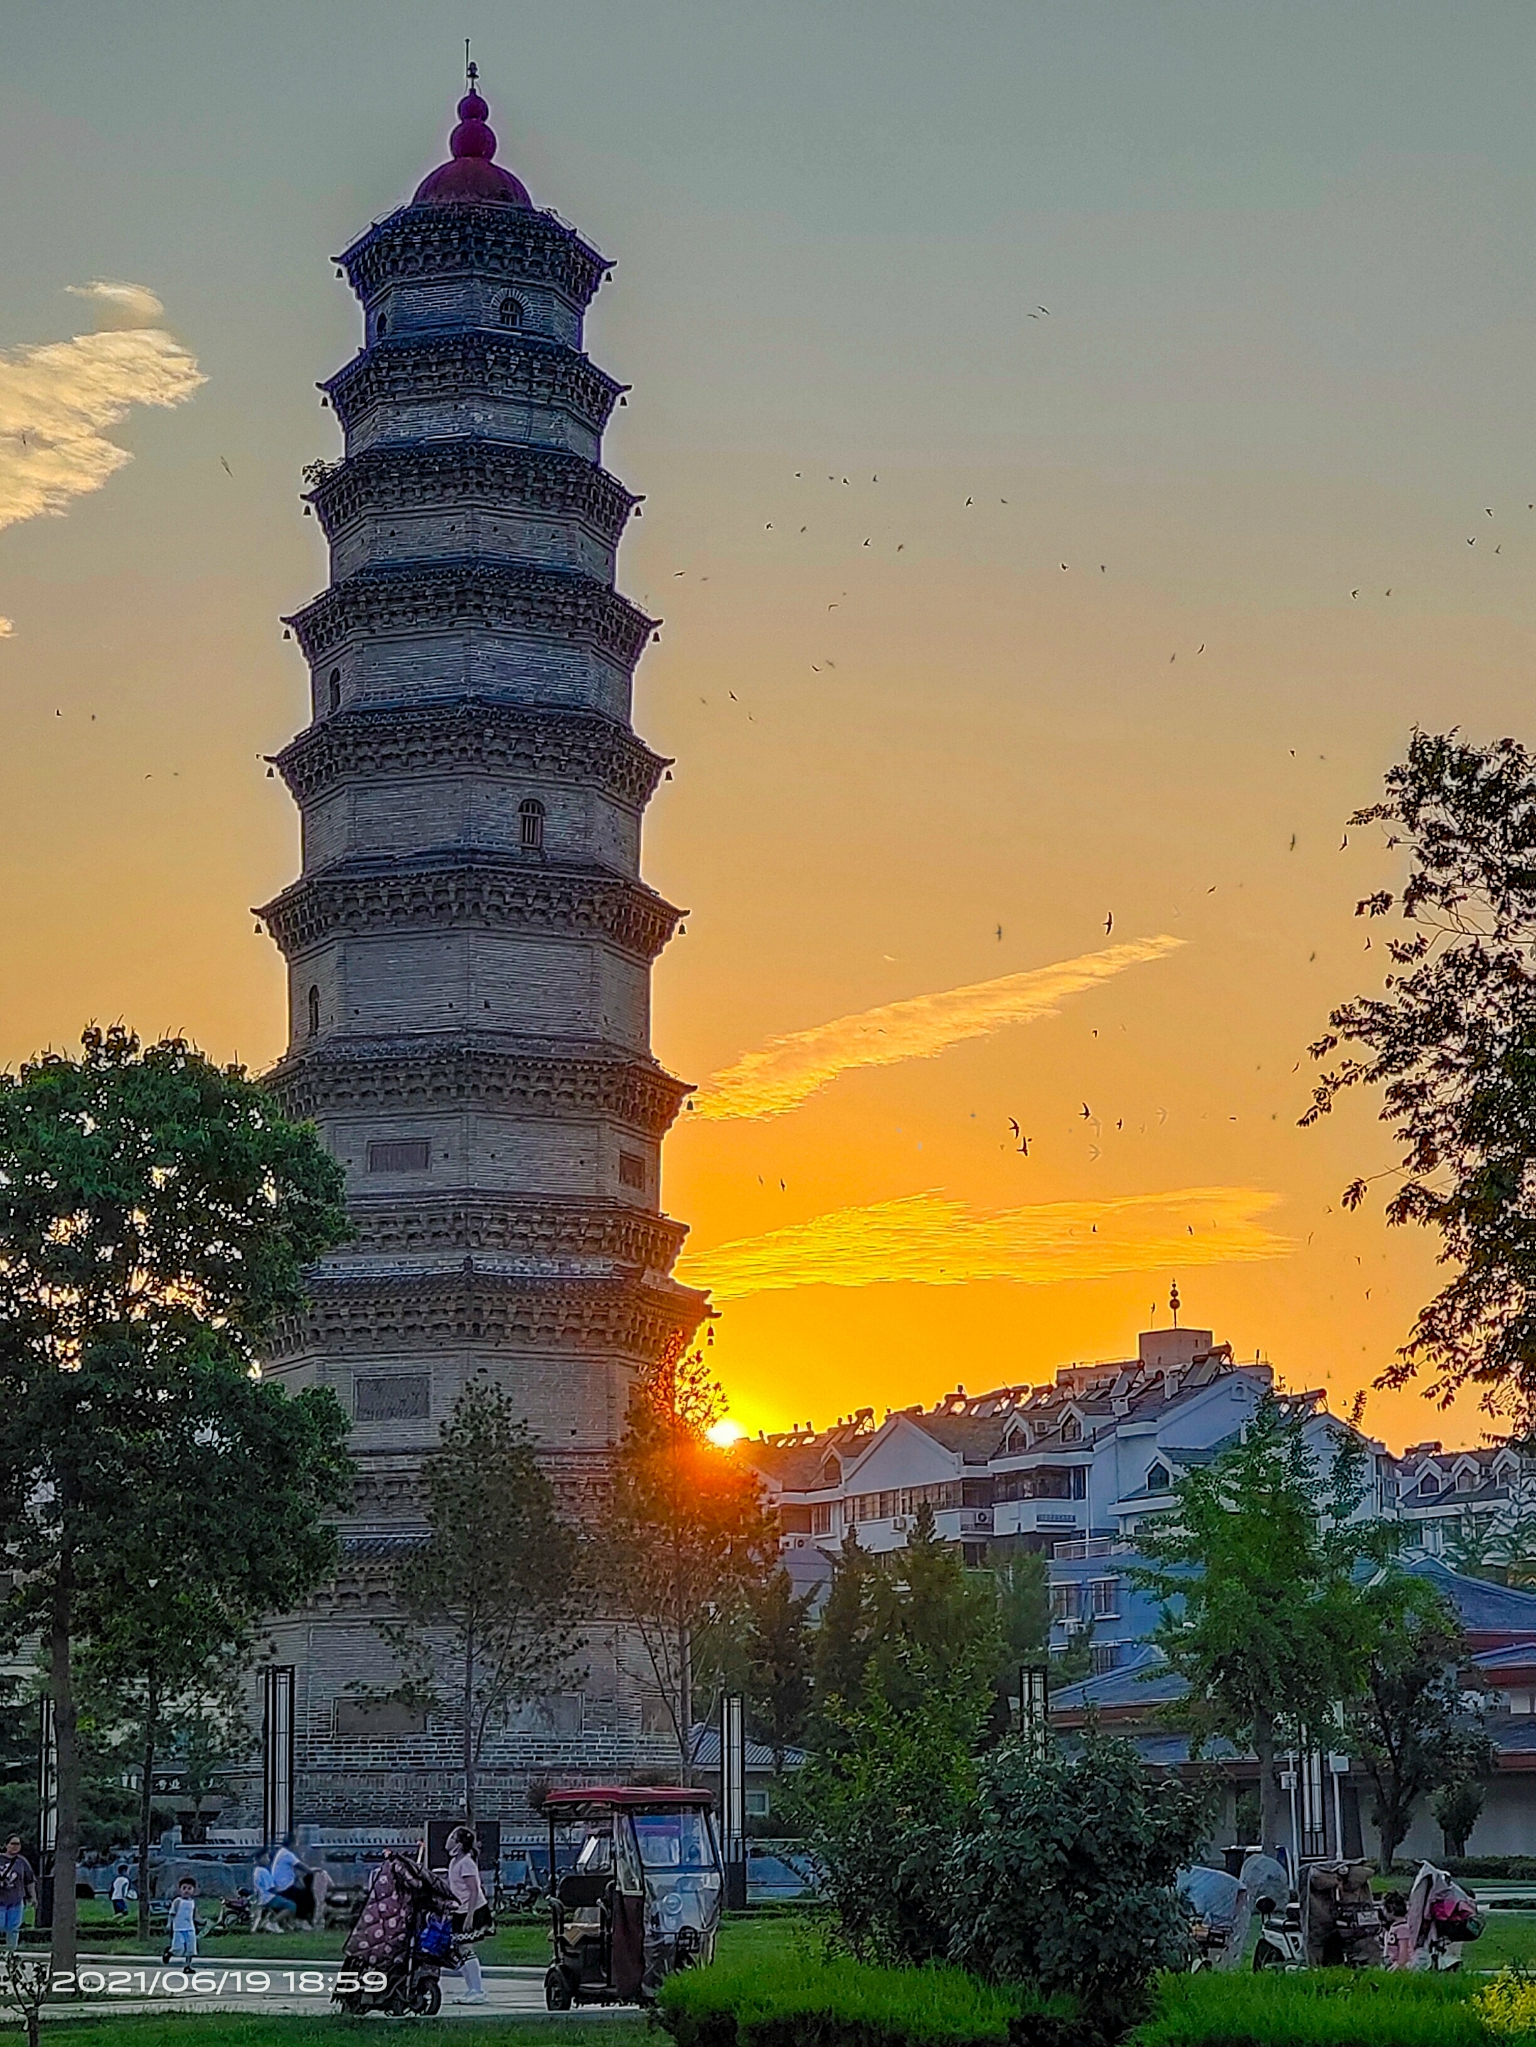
<box><xmin>5</xmin><ymin>4</ymin><xmax>1536</xmax><ymax>1451</ymax></box>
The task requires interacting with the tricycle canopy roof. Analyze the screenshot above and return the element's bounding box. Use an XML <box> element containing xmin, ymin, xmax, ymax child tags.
<box><xmin>542</xmin><ymin>1786</ymin><xmax>715</xmax><ymax>1811</ymax></box>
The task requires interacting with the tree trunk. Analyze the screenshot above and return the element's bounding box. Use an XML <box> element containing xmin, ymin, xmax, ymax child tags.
<box><xmin>136</xmin><ymin>1685</ymin><xmax>158</xmax><ymax>1943</ymax></box>
<box><xmin>678</xmin><ymin>1621</ymin><xmax>693</xmax><ymax>1778</ymax></box>
<box><xmin>48</xmin><ymin>1563</ymin><xmax>79</xmax><ymax>1973</ymax></box>
<box><xmin>1253</xmin><ymin>1703</ymin><xmax>1279</xmax><ymax>1861</ymax></box>
<box><xmin>462</xmin><ymin>1631</ymin><xmax>476</xmax><ymax>1826</ymax></box>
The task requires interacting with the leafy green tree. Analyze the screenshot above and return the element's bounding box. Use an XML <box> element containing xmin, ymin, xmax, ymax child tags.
<box><xmin>1305</xmin><ymin>729</ymin><xmax>1536</xmax><ymax>1411</ymax></box>
<box><xmin>1434</xmin><ymin>1774</ymin><xmax>1487</xmax><ymax>1857</ymax></box>
<box><xmin>380</xmin><ymin>1379</ymin><xmax>584</xmax><ymax>1824</ymax></box>
<box><xmin>1132</xmin><ymin>1393</ymin><xmax>1396</xmax><ymax>1854</ymax></box>
<box><xmin>945</xmin><ymin>1729</ymin><xmax>1208</xmax><ymax>2039</ymax></box>
<box><xmin>994</xmin><ymin>1548</ymin><xmax>1050</xmax><ymax>1670</ymax></box>
<box><xmin>792</xmin><ymin>1510</ymin><xmax>1000</xmax><ymax>1964</ymax></box>
<box><xmin>742</xmin><ymin>1569</ymin><xmax>815</xmax><ymax>1770</ymax></box>
<box><xmin>868</xmin><ymin>1503</ymin><xmax>1000</xmax><ymax>1722</ymax></box>
<box><xmin>0</xmin><ymin>1028</ymin><xmax>353</xmax><ymax>1967</ymax></box>
<box><xmin>597</xmin><ymin>1340</ymin><xmax>778</xmax><ymax>1769</ymax></box>
<box><xmin>811</xmin><ymin>1527</ymin><xmax>878</xmax><ymax>1727</ymax></box>
<box><xmin>1345</xmin><ymin>1578</ymin><xmax>1495</xmax><ymax>1872</ymax></box>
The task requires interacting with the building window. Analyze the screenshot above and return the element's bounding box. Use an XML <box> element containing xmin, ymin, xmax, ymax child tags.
<box><xmin>1089</xmin><ymin>1642</ymin><xmax>1121</xmax><ymax>1677</ymax></box>
<box><xmin>335</xmin><ymin>1698</ymin><xmax>425</xmax><ymax>1736</ymax></box>
<box><xmin>354</xmin><ymin>1374</ymin><xmax>430</xmax><ymax>1422</ymax></box>
<box><xmin>537</xmin><ymin>1694</ymin><xmax>584</xmax><ymax>1736</ymax></box>
<box><xmin>746</xmin><ymin>1790</ymin><xmax>770</xmax><ymax>1817</ymax></box>
<box><xmin>1060</xmin><ymin>1414</ymin><xmax>1082</xmax><ymax>1442</ymax></box>
<box><xmin>1089</xmin><ymin>1577</ymin><xmax>1119</xmax><ymax>1618</ymax></box>
<box><xmin>1146</xmin><ymin>1462</ymin><xmax>1171</xmax><ymax>1493</ymax></box>
<box><xmin>329</xmin><ymin>668</ymin><xmax>341</xmax><ymax>712</ymax></box>
<box><xmin>519</xmin><ymin>797</ymin><xmax>545</xmax><ymax>850</ymax></box>
<box><xmin>618</xmin><ymin>1151</ymin><xmax>646</xmax><ymax>1189</ymax></box>
<box><xmin>1419</xmin><ymin>1474</ymin><xmax>1439</xmax><ymax>1496</ymax></box>
<box><xmin>810</xmin><ymin>1503</ymin><xmax>834</xmax><ymax>1536</ymax></box>
<box><xmin>375</xmin><ymin>312</ymin><xmax>388</xmax><ymax>337</ymax></box>
<box><xmin>498</xmin><ymin>294</ymin><xmax>522</xmax><ymax>327</ymax></box>
<box><xmin>307</xmin><ymin>985</ymin><xmax>320</xmax><ymax>1037</ymax></box>
<box><xmin>368</xmin><ymin>1137</ymin><xmax>431</xmax><ymax>1173</ymax></box>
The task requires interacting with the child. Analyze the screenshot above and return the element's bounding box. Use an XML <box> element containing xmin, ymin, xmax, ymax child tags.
<box><xmin>164</xmin><ymin>1877</ymin><xmax>199</xmax><ymax>1965</ymax></box>
<box><xmin>110</xmin><ymin>1867</ymin><xmax>131</xmax><ymax>1917</ymax></box>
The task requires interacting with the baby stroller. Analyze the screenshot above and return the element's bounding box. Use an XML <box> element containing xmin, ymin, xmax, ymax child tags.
<box><xmin>332</xmin><ymin>1850</ymin><xmax>463</xmax><ymax>2018</ymax></box>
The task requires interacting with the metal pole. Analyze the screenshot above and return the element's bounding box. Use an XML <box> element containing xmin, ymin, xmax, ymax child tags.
<box><xmin>719</xmin><ymin>1692</ymin><xmax>747</xmax><ymax>1911</ymax></box>
<box><xmin>261</xmin><ymin>1666</ymin><xmax>295</xmax><ymax>1846</ymax></box>
<box><xmin>37</xmin><ymin>1696</ymin><xmax>56</xmax><ymax>1928</ymax></box>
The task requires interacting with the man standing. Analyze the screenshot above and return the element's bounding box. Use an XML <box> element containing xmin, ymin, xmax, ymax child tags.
<box><xmin>109</xmin><ymin>1866</ymin><xmax>131</xmax><ymax>1917</ymax></box>
<box><xmin>0</xmin><ymin>1836</ymin><xmax>35</xmax><ymax>1951</ymax></box>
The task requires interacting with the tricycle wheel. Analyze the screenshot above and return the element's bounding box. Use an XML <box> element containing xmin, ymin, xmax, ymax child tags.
<box><xmin>545</xmin><ymin>1968</ymin><xmax>574</xmax><ymax>2010</ymax></box>
<box><xmin>1252</xmin><ymin>1940</ymin><xmax>1283</xmax><ymax>1971</ymax></box>
<box><xmin>408</xmin><ymin>1975</ymin><xmax>443</xmax><ymax>2016</ymax></box>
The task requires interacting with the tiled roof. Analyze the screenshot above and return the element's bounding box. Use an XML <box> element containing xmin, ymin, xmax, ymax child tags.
<box><xmin>1051</xmin><ymin>1643</ymin><xmax>1185</xmax><ymax>1712</ymax></box>
<box><xmin>1404</xmin><ymin>1556</ymin><xmax>1536</xmax><ymax>1634</ymax></box>
<box><xmin>687</xmin><ymin>1725</ymin><xmax>805</xmax><ymax>1771</ymax></box>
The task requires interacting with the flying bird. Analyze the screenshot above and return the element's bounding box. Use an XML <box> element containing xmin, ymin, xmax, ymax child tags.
<box><xmin>219</xmin><ymin>457</ymin><xmax>233</xmax><ymax>477</ymax></box>
<box><xmin>1080</xmin><ymin>1103</ymin><xmax>1091</xmax><ymax>1120</ymax></box>
<box><xmin>1104</xmin><ymin>912</ymin><xmax>1114</xmax><ymax>934</ymax></box>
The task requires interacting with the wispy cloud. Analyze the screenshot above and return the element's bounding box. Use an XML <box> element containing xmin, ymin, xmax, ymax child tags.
<box><xmin>691</xmin><ymin>936</ymin><xmax>1184</xmax><ymax>1121</ymax></box>
<box><xmin>678</xmin><ymin>1186</ymin><xmax>1292</xmax><ymax>1300</ymax></box>
<box><xmin>0</xmin><ymin>282</ymin><xmax>204</xmax><ymax>536</ymax></box>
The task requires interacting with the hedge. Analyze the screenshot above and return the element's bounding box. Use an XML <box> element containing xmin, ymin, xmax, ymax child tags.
<box><xmin>1134</xmin><ymin>1970</ymin><xmax>1487</xmax><ymax>2047</ymax></box>
<box><xmin>657</xmin><ymin>1949</ymin><xmax>1078</xmax><ymax>2047</ymax></box>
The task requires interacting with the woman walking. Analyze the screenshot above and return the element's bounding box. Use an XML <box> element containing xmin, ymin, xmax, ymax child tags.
<box><xmin>445</xmin><ymin>1827</ymin><xmax>490</xmax><ymax>2006</ymax></box>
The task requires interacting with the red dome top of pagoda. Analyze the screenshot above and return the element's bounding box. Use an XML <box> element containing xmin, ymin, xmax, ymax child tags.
<box><xmin>413</xmin><ymin>86</ymin><xmax>531</xmax><ymax>208</ymax></box>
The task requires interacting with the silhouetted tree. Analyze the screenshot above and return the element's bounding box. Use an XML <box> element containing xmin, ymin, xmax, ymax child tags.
<box><xmin>1307</xmin><ymin>729</ymin><xmax>1536</xmax><ymax>1412</ymax></box>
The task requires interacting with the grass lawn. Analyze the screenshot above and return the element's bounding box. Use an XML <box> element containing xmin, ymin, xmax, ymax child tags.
<box><xmin>55</xmin><ymin>1904</ymin><xmax>813</xmax><ymax>1973</ymax></box>
<box><xmin>1457</xmin><ymin>1908</ymin><xmax>1536</xmax><ymax>1969</ymax></box>
<box><xmin>1139</xmin><ymin>1969</ymin><xmax>1485</xmax><ymax>2047</ymax></box>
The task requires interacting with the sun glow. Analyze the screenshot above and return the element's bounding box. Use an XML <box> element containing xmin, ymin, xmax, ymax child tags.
<box><xmin>706</xmin><ymin>1417</ymin><xmax>747</xmax><ymax>1447</ymax></box>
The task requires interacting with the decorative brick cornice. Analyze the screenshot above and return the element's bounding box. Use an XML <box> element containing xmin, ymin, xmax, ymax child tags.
<box><xmin>283</xmin><ymin>560</ymin><xmax>654</xmax><ymax>669</ymax></box>
<box><xmin>256</xmin><ymin>851</ymin><xmax>682</xmax><ymax>961</ymax></box>
<box><xmin>267</xmin><ymin>1033</ymin><xmax>690</xmax><ymax>1137</ymax></box>
<box><xmin>306</xmin><ymin>441</ymin><xmax>636</xmax><ymax>548</ymax></box>
<box><xmin>274</xmin><ymin>701</ymin><xmax>667</xmax><ymax>813</ymax></box>
<box><xmin>338</xmin><ymin>205</ymin><xmax>609</xmax><ymax>311</ymax></box>
<box><xmin>336</xmin><ymin>1193</ymin><xmax>689</xmax><ymax>1273</ymax></box>
<box><xmin>323</xmin><ymin>332</ymin><xmax>622</xmax><ymax>440</ymax></box>
<box><xmin>267</xmin><ymin>1268</ymin><xmax>706</xmax><ymax>1365</ymax></box>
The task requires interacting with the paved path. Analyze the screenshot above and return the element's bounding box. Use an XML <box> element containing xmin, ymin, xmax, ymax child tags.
<box><xmin>36</xmin><ymin>1950</ymin><xmax>634</xmax><ymax>2021</ymax></box>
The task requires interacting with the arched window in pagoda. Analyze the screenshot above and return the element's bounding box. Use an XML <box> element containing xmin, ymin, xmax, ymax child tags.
<box><xmin>519</xmin><ymin>798</ymin><xmax>546</xmax><ymax>851</ymax></box>
<box><xmin>498</xmin><ymin>294</ymin><xmax>523</xmax><ymax>328</ymax></box>
<box><xmin>328</xmin><ymin>668</ymin><xmax>342</xmax><ymax>713</ymax></box>
<box><xmin>307</xmin><ymin>985</ymin><xmax>320</xmax><ymax>1037</ymax></box>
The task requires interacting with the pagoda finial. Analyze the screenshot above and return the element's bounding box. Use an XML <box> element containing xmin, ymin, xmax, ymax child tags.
<box><xmin>412</xmin><ymin>51</ymin><xmax>531</xmax><ymax>206</ymax></box>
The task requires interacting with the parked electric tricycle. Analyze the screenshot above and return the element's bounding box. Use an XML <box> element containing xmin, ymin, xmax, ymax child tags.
<box><xmin>542</xmin><ymin>1786</ymin><xmax>723</xmax><ymax>2008</ymax></box>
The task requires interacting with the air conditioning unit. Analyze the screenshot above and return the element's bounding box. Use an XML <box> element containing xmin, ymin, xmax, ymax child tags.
<box><xmin>892</xmin><ymin>1516</ymin><xmax>910</xmax><ymax>1532</ymax></box>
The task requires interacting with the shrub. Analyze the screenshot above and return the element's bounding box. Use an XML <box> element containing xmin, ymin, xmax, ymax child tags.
<box><xmin>788</xmin><ymin>1690</ymin><xmax>979</xmax><ymax>1968</ymax></box>
<box><xmin>658</xmin><ymin>1946</ymin><xmax>1076</xmax><ymax>2047</ymax></box>
<box><xmin>1137</xmin><ymin>1968</ymin><xmax>1487</xmax><ymax>2047</ymax></box>
<box><xmin>1476</xmin><ymin>1966</ymin><xmax>1536</xmax><ymax>2041</ymax></box>
<box><xmin>945</xmin><ymin>1732</ymin><xmax>1208</xmax><ymax>2042</ymax></box>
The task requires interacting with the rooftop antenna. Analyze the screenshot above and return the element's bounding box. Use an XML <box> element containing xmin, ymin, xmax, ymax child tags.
<box><xmin>465</xmin><ymin>38</ymin><xmax>477</xmax><ymax>90</ymax></box>
<box><xmin>1169</xmin><ymin>1280</ymin><xmax>1181</xmax><ymax>1329</ymax></box>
